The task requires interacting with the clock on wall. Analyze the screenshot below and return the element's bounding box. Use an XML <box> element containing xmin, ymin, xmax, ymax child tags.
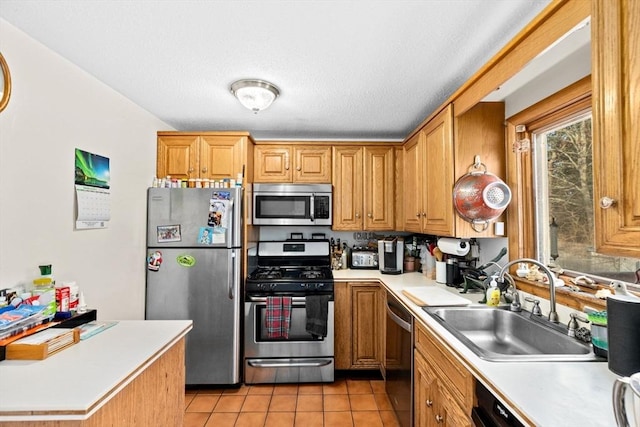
<box><xmin>0</xmin><ymin>53</ymin><xmax>12</xmax><ymax>113</ymax></box>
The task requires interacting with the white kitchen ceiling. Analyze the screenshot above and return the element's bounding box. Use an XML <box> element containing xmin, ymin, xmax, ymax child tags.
<box><xmin>0</xmin><ymin>0</ymin><xmax>551</xmax><ymax>141</ymax></box>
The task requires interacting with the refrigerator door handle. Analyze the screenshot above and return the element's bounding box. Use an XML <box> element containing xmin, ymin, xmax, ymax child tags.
<box><xmin>229</xmin><ymin>251</ymin><xmax>236</xmax><ymax>300</ymax></box>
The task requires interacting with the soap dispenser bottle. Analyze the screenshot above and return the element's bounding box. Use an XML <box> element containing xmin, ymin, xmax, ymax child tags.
<box><xmin>486</xmin><ymin>276</ymin><xmax>501</xmax><ymax>306</ymax></box>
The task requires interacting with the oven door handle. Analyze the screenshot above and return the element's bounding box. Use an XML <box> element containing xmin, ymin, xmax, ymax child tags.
<box><xmin>247</xmin><ymin>359</ymin><xmax>333</xmax><ymax>368</ymax></box>
<box><xmin>386</xmin><ymin>302</ymin><xmax>412</xmax><ymax>332</ymax></box>
<box><xmin>246</xmin><ymin>296</ymin><xmax>309</xmax><ymax>303</ymax></box>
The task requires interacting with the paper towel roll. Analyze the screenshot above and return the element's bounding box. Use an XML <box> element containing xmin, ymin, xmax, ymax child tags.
<box><xmin>437</xmin><ymin>238</ymin><xmax>470</xmax><ymax>256</ymax></box>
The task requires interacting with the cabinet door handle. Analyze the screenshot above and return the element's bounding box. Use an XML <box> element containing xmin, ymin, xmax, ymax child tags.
<box><xmin>201</xmin><ymin>167</ymin><xmax>208</xmax><ymax>173</ymax></box>
<box><xmin>599</xmin><ymin>196</ymin><xmax>616</xmax><ymax>209</ymax></box>
<box><xmin>426</xmin><ymin>399</ymin><xmax>433</xmax><ymax>407</ymax></box>
<box><xmin>368</xmin><ymin>213</ymin><xmax>372</xmax><ymax>218</ymax></box>
<box><xmin>296</xmin><ymin>166</ymin><xmax>301</xmax><ymax>171</ymax></box>
<box><xmin>421</xmin><ymin>212</ymin><xmax>427</xmax><ymax>217</ymax></box>
<box><xmin>435</xmin><ymin>415</ymin><xmax>444</xmax><ymax>423</ymax></box>
<box><xmin>355</xmin><ymin>213</ymin><xmax>361</xmax><ymax>219</ymax></box>
<box><xmin>416</xmin><ymin>213</ymin><xmax>421</xmax><ymax>218</ymax></box>
<box><xmin>188</xmin><ymin>167</ymin><xmax>195</xmax><ymax>173</ymax></box>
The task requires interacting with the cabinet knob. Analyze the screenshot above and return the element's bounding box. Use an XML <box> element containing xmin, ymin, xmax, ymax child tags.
<box><xmin>416</xmin><ymin>213</ymin><xmax>421</xmax><ymax>218</ymax></box>
<box><xmin>188</xmin><ymin>167</ymin><xmax>195</xmax><ymax>173</ymax></box>
<box><xmin>201</xmin><ymin>167</ymin><xmax>208</xmax><ymax>173</ymax></box>
<box><xmin>426</xmin><ymin>399</ymin><xmax>433</xmax><ymax>407</ymax></box>
<box><xmin>355</xmin><ymin>213</ymin><xmax>361</xmax><ymax>219</ymax></box>
<box><xmin>296</xmin><ymin>166</ymin><xmax>301</xmax><ymax>171</ymax></box>
<box><xmin>435</xmin><ymin>414</ymin><xmax>444</xmax><ymax>423</ymax></box>
<box><xmin>368</xmin><ymin>213</ymin><xmax>373</xmax><ymax>218</ymax></box>
<box><xmin>421</xmin><ymin>212</ymin><xmax>427</xmax><ymax>217</ymax></box>
<box><xmin>599</xmin><ymin>196</ymin><xmax>616</xmax><ymax>209</ymax></box>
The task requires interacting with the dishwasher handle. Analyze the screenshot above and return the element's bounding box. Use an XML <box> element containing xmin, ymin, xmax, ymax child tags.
<box><xmin>386</xmin><ymin>302</ymin><xmax>412</xmax><ymax>332</ymax></box>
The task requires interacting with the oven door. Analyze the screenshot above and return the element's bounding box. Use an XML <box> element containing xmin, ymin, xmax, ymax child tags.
<box><xmin>244</xmin><ymin>296</ymin><xmax>334</xmax><ymax>384</ymax></box>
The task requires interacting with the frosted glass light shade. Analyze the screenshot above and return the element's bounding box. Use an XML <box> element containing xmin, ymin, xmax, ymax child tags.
<box><xmin>230</xmin><ymin>79</ymin><xmax>280</xmax><ymax>113</ymax></box>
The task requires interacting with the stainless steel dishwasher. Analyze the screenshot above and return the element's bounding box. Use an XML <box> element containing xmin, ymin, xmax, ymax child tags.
<box><xmin>385</xmin><ymin>290</ymin><xmax>414</xmax><ymax>427</ymax></box>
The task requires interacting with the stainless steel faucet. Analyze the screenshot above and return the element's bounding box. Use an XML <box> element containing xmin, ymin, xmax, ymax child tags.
<box><xmin>497</xmin><ymin>258</ymin><xmax>559</xmax><ymax>323</ymax></box>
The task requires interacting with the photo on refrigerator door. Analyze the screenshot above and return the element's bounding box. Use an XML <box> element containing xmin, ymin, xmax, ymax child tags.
<box><xmin>157</xmin><ymin>225</ymin><xmax>181</xmax><ymax>243</ymax></box>
<box><xmin>198</xmin><ymin>227</ymin><xmax>214</xmax><ymax>245</ymax></box>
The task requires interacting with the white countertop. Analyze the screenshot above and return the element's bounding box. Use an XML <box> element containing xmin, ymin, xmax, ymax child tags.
<box><xmin>333</xmin><ymin>269</ymin><xmax>619</xmax><ymax>427</ymax></box>
<box><xmin>0</xmin><ymin>320</ymin><xmax>192</xmax><ymax>421</ymax></box>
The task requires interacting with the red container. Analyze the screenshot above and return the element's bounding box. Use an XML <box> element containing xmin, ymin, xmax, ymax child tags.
<box><xmin>55</xmin><ymin>286</ymin><xmax>70</xmax><ymax>312</ymax></box>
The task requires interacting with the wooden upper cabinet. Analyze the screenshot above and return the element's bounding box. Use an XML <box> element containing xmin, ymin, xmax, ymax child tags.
<box><xmin>403</xmin><ymin>132</ymin><xmax>424</xmax><ymax>233</ymax></box>
<box><xmin>254</xmin><ymin>145</ymin><xmax>331</xmax><ymax>183</ymax></box>
<box><xmin>157</xmin><ymin>134</ymin><xmax>199</xmax><ymax>180</ymax></box>
<box><xmin>453</xmin><ymin>102</ymin><xmax>506</xmax><ymax>238</ymax></box>
<box><xmin>199</xmin><ymin>135</ymin><xmax>244</xmax><ymax>181</ymax></box>
<box><xmin>592</xmin><ymin>0</ymin><xmax>640</xmax><ymax>257</ymax></box>
<box><xmin>402</xmin><ymin>105</ymin><xmax>455</xmax><ymax>236</ymax></box>
<box><xmin>332</xmin><ymin>145</ymin><xmax>395</xmax><ymax>231</ymax></box>
<box><xmin>156</xmin><ymin>132</ymin><xmax>253</xmax><ymax>181</ymax></box>
<box><xmin>293</xmin><ymin>147</ymin><xmax>332</xmax><ymax>182</ymax></box>
<box><xmin>254</xmin><ymin>146</ymin><xmax>292</xmax><ymax>182</ymax></box>
<box><xmin>332</xmin><ymin>146</ymin><xmax>364</xmax><ymax>230</ymax></box>
<box><xmin>364</xmin><ymin>146</ymin><xmax>396</xmax><ymax>230</ymax></box>
<box><xmin>423</xmin><ymin>105</ymin><xmax>455</xmax><ymax>237</ymax></box>
<box><xmin>402</xmin><ymin>103</ymin><xmax>505</xmax><ymax>237</ymax></box>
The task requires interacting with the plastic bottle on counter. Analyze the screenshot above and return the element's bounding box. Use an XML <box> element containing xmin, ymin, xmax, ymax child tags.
<box><xmin>485</xmin><ymin>277</ymin><xmax>501</xmax><ymax>306</ymax></box>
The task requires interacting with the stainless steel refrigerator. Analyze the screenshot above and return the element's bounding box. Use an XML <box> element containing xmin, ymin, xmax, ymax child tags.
<box><xmin>145</xmin><ymin>187</ymin><xmax>242</xmax><ymax>385</ymax></box>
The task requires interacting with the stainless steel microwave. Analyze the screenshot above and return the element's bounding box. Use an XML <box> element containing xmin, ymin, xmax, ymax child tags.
<box><xmin>252</xmin><ymin>183</ymin><xmax>332</xmax><ymax>226</ymax></box>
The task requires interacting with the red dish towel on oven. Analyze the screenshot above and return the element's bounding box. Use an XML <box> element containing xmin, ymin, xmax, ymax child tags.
<box><xmin>265</xmin><ymin>296</ymin><xmax>292</xmax><ymax>339</ymax></box>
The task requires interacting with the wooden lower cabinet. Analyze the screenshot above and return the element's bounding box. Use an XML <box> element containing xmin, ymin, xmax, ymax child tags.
<box><xmin>334</xmin><ymin>282</ymin><xmax>384</xmax><ymax>370</ymax></box>
<box><xmin>414</xmin><ymin>322</ymin><xmax>473</xmax><ymax>427</ymax></box>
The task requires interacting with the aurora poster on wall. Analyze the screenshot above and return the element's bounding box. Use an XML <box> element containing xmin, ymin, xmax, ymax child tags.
<box><xmin>75</xmin><ymin>148</ymin><xmax>110</xmax><ymax>188</ymax></box>
<box><xmin>75</xmin><ymin>148</ymin><xmax>111</xmax><ymax>229</ymax></box>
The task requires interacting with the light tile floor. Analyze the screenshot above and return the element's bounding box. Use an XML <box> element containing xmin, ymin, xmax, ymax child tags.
<box><xmin>184</xmin><ymin>378</ymin><xmax>401</xmax><ymax>427</ymax></box>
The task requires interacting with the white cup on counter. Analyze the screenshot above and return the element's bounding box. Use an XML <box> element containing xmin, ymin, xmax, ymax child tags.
<box><xmin>435</xmin><ymin>261</ymin><xmax>447</xmax><ymax>284</ymax></box>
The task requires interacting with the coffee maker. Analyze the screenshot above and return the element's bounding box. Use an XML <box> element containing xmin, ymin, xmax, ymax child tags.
<box><xmin>378</xmin><ymin>237</ymin><xmax>404</xmax><ymax>275</ymax></box>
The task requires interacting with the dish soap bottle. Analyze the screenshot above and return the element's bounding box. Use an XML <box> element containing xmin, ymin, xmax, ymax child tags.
<box><xmin>486</xmin><ymin>276</ymin><xmax>501</xmax><ymax>306</ymax></box>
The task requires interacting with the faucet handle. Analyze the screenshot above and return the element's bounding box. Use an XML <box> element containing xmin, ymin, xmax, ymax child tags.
<box><xmin>567</xmin><ymin>312</ymin><xmax>589</xmax><ymax>337</ymax></box>
<box><xmin>524</xmin><ymin>296</ymin><xmax>542</xmax><ymax>316</ymax></box>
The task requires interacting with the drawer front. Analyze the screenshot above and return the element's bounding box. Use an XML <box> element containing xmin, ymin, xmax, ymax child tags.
<box><xmin>415</xmin><ymin>323</ymin><xmax>473</xmax><ymax>410</ymax></box>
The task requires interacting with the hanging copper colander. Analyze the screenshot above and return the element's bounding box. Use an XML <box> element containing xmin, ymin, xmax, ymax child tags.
<box><xmin>453</xmin><ymin>156</ymin><xmax>512</xmax><ymax>232</ymax></box>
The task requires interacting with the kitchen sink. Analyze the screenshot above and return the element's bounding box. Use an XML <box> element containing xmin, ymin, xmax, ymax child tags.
<box><xmin>423</xmin><ymin>306</ymin><xmax>602</xmax><ymax>362</ymax></box>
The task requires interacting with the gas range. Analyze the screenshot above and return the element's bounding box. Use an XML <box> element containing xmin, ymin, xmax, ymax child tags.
<box><xmin>244</xmin><ymin>239</ymin><xmax>336</xmax><ymax>384</ymax></box>
<box><xmin>246</xmin><ymin>240</ymin><xmax>334</xmax><ymax>296</ymax></box>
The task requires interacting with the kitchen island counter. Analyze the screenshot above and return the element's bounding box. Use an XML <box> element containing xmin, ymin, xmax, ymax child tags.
<box><xmin>333</xmin><ymin>269</ymin><xmax>618</xmax><ymax>427</ymax></box>
<box><xmin>0</xmin><ymin>320</ymin><xmax>192</xmax><ymax>426</ymax></box>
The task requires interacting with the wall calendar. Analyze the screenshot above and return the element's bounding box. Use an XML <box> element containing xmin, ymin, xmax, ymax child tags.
<box><xmin>74</xmin><ymin>148</ymin><xmax>111</xmax><ymax>229</ymax></box>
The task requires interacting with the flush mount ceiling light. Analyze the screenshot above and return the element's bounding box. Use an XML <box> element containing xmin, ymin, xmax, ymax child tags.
<box><xmin>230</xmin><ymin>79</ymin><xmax>280</xmax><ymax>113</ymax></box>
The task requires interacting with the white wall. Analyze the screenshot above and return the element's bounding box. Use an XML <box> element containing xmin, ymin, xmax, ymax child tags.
<box><xmin>0</xmin><ymin>19</ymin><xmax>173</xmax><ymax>319</ymax></box>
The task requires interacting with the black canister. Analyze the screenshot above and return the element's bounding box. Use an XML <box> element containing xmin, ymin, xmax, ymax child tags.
<box><xmin>607</xmin><ymin>295</ymin><xmax>640</xmax><ymax>376</ymax></box>
<box><xmin>446</xmin><ymin>258</ymin><xmax>459</xmax><ymax>287</ymax></box>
